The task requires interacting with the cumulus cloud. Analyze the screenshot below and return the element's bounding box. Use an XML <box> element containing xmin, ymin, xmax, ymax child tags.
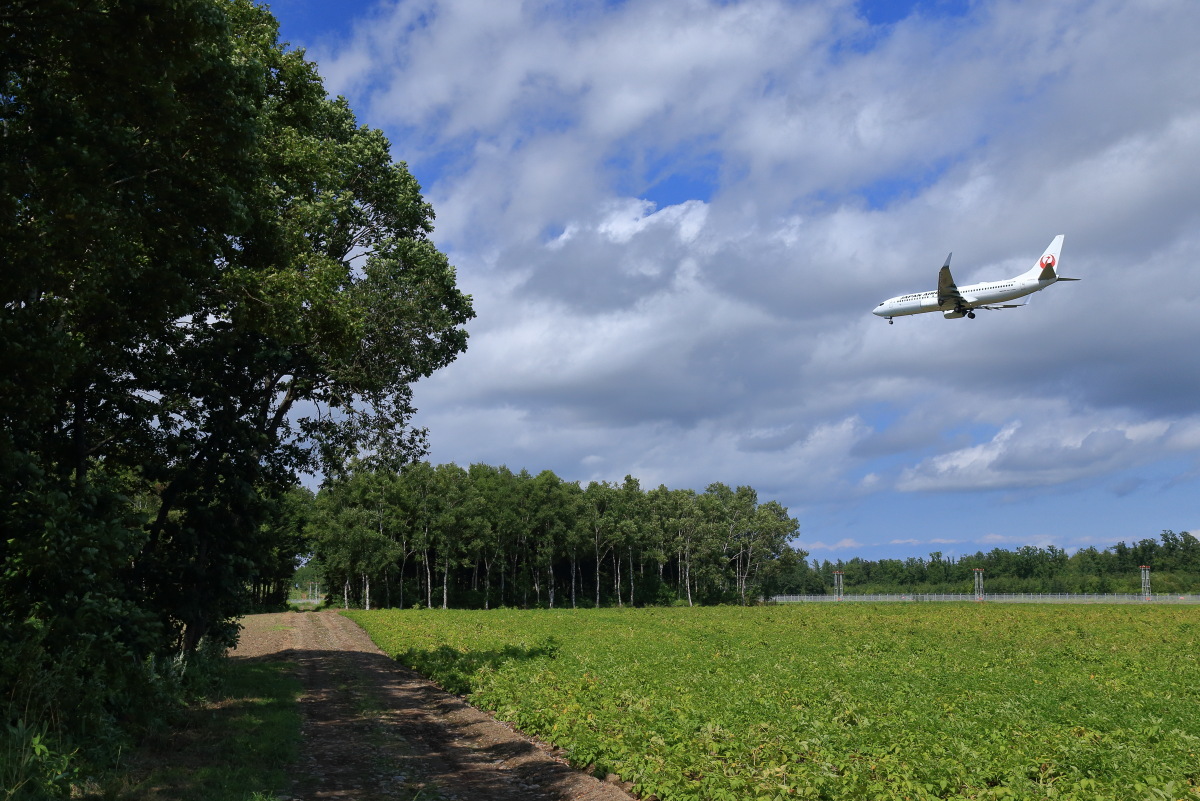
<box><xmin>894</xmin><ymin>412</ymin><xmax>1200</xmax><ymax>492</ymax></box>
<box><xmin>296</xmin><ymin>0</ymin><xmax>1200</xmax><ymax>560</ymax></box>
<box><xmin>799</xmin><ymin>538</ymin><xmax>864</xmax><ymax>552</ymax></box>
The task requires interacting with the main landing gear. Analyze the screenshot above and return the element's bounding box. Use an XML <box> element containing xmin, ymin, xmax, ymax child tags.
<box><xmin>967</xmin><ymin>311</ymin><xmax>975</xmax><ymax>319</ymax></box>
<box><xmin>888</xmin><ymin>318</ymin><xmax>894</xmax><ymax>324</ymax></box>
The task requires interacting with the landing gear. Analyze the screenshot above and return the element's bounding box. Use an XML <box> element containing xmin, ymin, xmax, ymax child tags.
<box><xmin>888</xmin><ymin>318</ymin><xmax>893</xmax><ymax>325</ymax></box>
<box><xmin>967</xmin><ymin>311</ymin><xmax>975</xmax><ymax>319</ymax></box>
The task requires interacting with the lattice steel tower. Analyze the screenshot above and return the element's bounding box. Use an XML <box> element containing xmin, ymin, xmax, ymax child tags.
<box><xmin>833</xmin><ymin>570</ymin><xmax>844</xmax><ymax>600</ymax></box>
<box><xmin>973</xmin><ymin>568</ymin><xmax>984</xmax><ymax>601</ymax></box>
<box><xmin>1141</xmin><ymin>565</ymin><xmax>1151</xmax><ymax>599</ymax></box>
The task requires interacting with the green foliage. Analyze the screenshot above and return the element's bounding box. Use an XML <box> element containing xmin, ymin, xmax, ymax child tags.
<box><xmin>1</xmin><ymin>719</ymin><xmax>76</xmax><ymax>801</ymax></box>
<box><xmin>2</xmin><ymin>0</ymin><xmax>468</xmax><ymax>785</ymax></box>
<box><xmin>790</xmin><ymin>532</ymin><xmax>1200</xmax><ymax>596</ymax></box>
<box><xmin>308</xmin><ymin>464</ymin><xmax>803</xmax><ymax>611</ymax></box>
<box><xmin>349</xmin><ymin>605</ymin><xmax>1200</xmax><ymax>801</ymax></box>
<box><xmin>111</xmin><ymin>659</ymin><xmax>302</xmax><ymax>801</ymax></box>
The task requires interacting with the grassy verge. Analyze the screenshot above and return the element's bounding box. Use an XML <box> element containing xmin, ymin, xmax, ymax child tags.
<box><xmin>95</xmin><ymin>660</ymin><xmax>301</xmax><ymax>801</ymax></box>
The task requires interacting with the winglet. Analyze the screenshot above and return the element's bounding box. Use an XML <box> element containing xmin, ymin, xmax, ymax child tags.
<box><xmin>937</xmin><ymin>257</ymin><xmax>960</xmax><ymax>307</ymax></box>
<box><xmin>1026</xmin><ymin>235</ymin><xmax>1065</xmax><ymax>280</ymax></box>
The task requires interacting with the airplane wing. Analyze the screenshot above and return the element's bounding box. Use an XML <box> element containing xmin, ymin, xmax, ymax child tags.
<box><xmin>936</xmin><ymin>254</ymin><xmax>962</xmax><ymax>307</ymax></box>
<box><xmin>977</xmin><ymin>302</ymin><xmax>1027</xmax><ymax>310</ymax></box>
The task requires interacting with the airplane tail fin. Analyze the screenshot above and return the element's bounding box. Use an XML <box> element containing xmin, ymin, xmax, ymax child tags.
<box><xmin>1021</xmin><ymin>235</ymin><xmax>1066</xmax><ymax>280</ymax></box>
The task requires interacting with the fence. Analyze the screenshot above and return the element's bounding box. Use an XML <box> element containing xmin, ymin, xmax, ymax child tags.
<box><xmin>771</xmin><ymin>592</ymin><xmax>1200</xmax><ymax>604</ymax></box>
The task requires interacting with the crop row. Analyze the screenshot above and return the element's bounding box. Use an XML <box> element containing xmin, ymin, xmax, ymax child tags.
<box><xmin>344</xmin><ymin>604</ymin><xmax>1200</xmax><ymax>800</ymax></box>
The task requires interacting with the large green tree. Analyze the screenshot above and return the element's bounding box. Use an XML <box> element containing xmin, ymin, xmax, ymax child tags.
<box><xmin>133</xmin><ymin>0</ymin><xmax>473</xmax><ymax>651</ymax></box>
<box><xmin>1</xmin><ymin>0</ymin><xmax>472</xmax><ymax>763</ymax></box>
<box><xmin>2</xmin><ymin>0</ymin><xmax>267</xmax><ymax>749</ymax></box>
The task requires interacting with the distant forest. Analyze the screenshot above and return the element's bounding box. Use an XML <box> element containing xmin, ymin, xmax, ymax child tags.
<box><xmin>797</xmin><ymin>531</ymin><xmax>1200</xmax><ymax>595</ymax></box>
<box><xmin>301</xmin><ymin>462</ymin><xmax>1200</xmax><ymax>608</ymax></box>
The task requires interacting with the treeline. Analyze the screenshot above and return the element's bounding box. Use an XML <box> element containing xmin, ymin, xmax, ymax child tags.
<box><xmin>1</xmin><ymin>0</ymin><xmax>469</xmax><ymax>791</ymax></box>
<box><xmin>307</xmin><ymin>468</ymin><xmax>1200</xmax><ymax>604</ymax></box>
<box><xmin>783</xmin><ymin>531</ymin><xmax>1200</xmax><ymax>595</ymax></box>
<box><xmin>306</xmin><ymin>463</ymin><xmax>803</xmax><ymax>609</ymax></box>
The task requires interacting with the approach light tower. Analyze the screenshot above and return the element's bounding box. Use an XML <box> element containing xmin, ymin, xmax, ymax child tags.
<box><xmin>833</xmin><ymin>571</ymin><xmax>844</xmax><ymax>601</ymax></box>
<box><xmin>1141</xmin><ymin>565</ymin><xmax>1151</xmax><ymax>600</ymax></box>
<box><xmin>973</xmin><ymin>568</ymin><xmax>984</xmax><ymax>601</ymax></box>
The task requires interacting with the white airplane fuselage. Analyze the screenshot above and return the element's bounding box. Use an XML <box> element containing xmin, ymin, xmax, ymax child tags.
<box><xmin>873</xmin><ymin>235</ymin><xmax>1075</xmax><ymax>323</ymax></box>
<box><xmin>875</xmin><ymin>274</ymin><xmax>1049</xmax><ymax>319</ymax></box>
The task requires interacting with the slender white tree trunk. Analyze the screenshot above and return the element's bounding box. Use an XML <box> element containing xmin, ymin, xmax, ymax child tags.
<box><xmin>594</xmin><ymin>539</ymin><xmax>601</xmax><ymax>608</ymax></box>
<box><xmin>628</xmin><ymin>548</ymin><xmax>635</xmax><ymax>606</ymax></box>
<box><xmin>685</xmin><ymin>544</ymin><xmax>693</xmax><ymax>607</ymax></box>
<box><xmin>614</xmin><ymin>551</ymin><xmax>622</xmax><ymax>607</ymax></box>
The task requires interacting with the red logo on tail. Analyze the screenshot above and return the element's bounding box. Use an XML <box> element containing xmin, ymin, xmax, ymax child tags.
<box><xmin>1041</xmin><ymin>254</ymin><xmax>1056</xmax><ymax>269</ymax></box>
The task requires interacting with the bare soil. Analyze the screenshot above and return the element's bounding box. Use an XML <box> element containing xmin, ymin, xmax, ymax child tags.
<box><xmin>231</xmin><ymin>610</ymin><xmax>638</xmax><ymax>801</ymax></box>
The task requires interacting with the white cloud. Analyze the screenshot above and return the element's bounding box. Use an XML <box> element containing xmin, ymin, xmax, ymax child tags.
<box><xmin>799</xmin><ymin>538</ymin><xmax>864</xmax><ymax>552</ymax></box>
<box><xmin>304</xmin><ymin>0</ymin><xmax>1200</xmax><ymax>560</ymax></box>
<box><xmin>894</xmin><ymin>411</ymin><xmax>1200</xmax><ymax>493</ymax></box>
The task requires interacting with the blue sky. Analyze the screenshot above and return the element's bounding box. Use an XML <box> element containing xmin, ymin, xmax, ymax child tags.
<box><xmin>269</xmin><ymin>0</ymin><xmax>1200</xmax><ymax>563</ymax></box>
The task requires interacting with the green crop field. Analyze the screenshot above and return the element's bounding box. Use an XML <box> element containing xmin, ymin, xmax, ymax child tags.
<box><xmin>344</xmin><ymin>605</ymin><xmax>1200</xmax><ymax>801</ymax></box>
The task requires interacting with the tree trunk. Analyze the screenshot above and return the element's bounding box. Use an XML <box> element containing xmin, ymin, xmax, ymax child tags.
<box><xmin>594</xmin><ymin>539</ymin><xmax>602</xmax><ymax>608</ymax></box>
<box><xmin>685</xmin><ymin>545</ymin><xmax>693</xmax><ymax>607</ymax></box>
<box><xmin>425</xmin><ymin>548</ymin><xmax>432</xmax><ymax>608</ymax></box>
<box><xmin>484</xmin><ymin>557</ymin><xmax>491</xmax><ymax>610</ymax></box>
<box><xmin>614</xmin><ymin>551</ymin><xmax>622</xmax><ymax>607</ymax></box>
<box><xmin>399</xmin><ymin>553</ymin><xmax>407</xmax><ymax>609</ymax></box>
<box><xmin>629</xmin><ymin>547</ymin><xmax>635</xmax><ymax>606</ymax></box>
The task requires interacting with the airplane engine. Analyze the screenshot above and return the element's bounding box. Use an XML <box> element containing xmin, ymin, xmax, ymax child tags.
<box><xmin>943</xmin><ymin>310</ymin><xmax>966</xmax><ymax>319</ymax></box>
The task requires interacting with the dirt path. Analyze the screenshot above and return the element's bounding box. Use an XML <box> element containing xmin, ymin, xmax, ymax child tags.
<box><xmin>231</xmin><ymin>610</ymin><xmax>637</xmax><ymax>801</ymax></box>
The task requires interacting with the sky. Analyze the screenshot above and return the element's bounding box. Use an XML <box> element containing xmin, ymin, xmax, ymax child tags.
<box><xmin>266</xmin><ymin>0</ymin><xmax>1200</xmax><ymax>564</ymax></box>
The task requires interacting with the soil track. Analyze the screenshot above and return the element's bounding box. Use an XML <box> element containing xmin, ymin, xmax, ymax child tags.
<box><xmin>231</xmin><ymin>610</ymin><xmax>637</xmax><ymax>801</ymax></box>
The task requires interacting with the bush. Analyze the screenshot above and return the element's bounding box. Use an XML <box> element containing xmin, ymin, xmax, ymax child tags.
<box><xmin>1</xmin><ymin>719</ymin><xmax>76</xmax><ymax>801</ymax></box>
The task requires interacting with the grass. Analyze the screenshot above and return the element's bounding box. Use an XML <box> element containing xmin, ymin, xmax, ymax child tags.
<box><xmin>93</xmin><ymin>660</ymin><xmax>301</xmax><ymax>801</ymax></box>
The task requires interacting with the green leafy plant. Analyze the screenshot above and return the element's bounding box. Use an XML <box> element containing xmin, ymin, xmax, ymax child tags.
<box><xmin>1</xmin><ymin>719</ymin><xmax>76</xmax><ymax>801</ymax></box>
<box><xmin>347</xmin><ymin>605</ymin><xmax>1200</xmax><ymax>801</ymax></box>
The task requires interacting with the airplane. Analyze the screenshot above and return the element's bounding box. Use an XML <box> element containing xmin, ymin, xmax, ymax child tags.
<box><xmin>872</xmin><ymin>235</ymin><xmax>1077</xmax><ymax>324</ymax></box>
